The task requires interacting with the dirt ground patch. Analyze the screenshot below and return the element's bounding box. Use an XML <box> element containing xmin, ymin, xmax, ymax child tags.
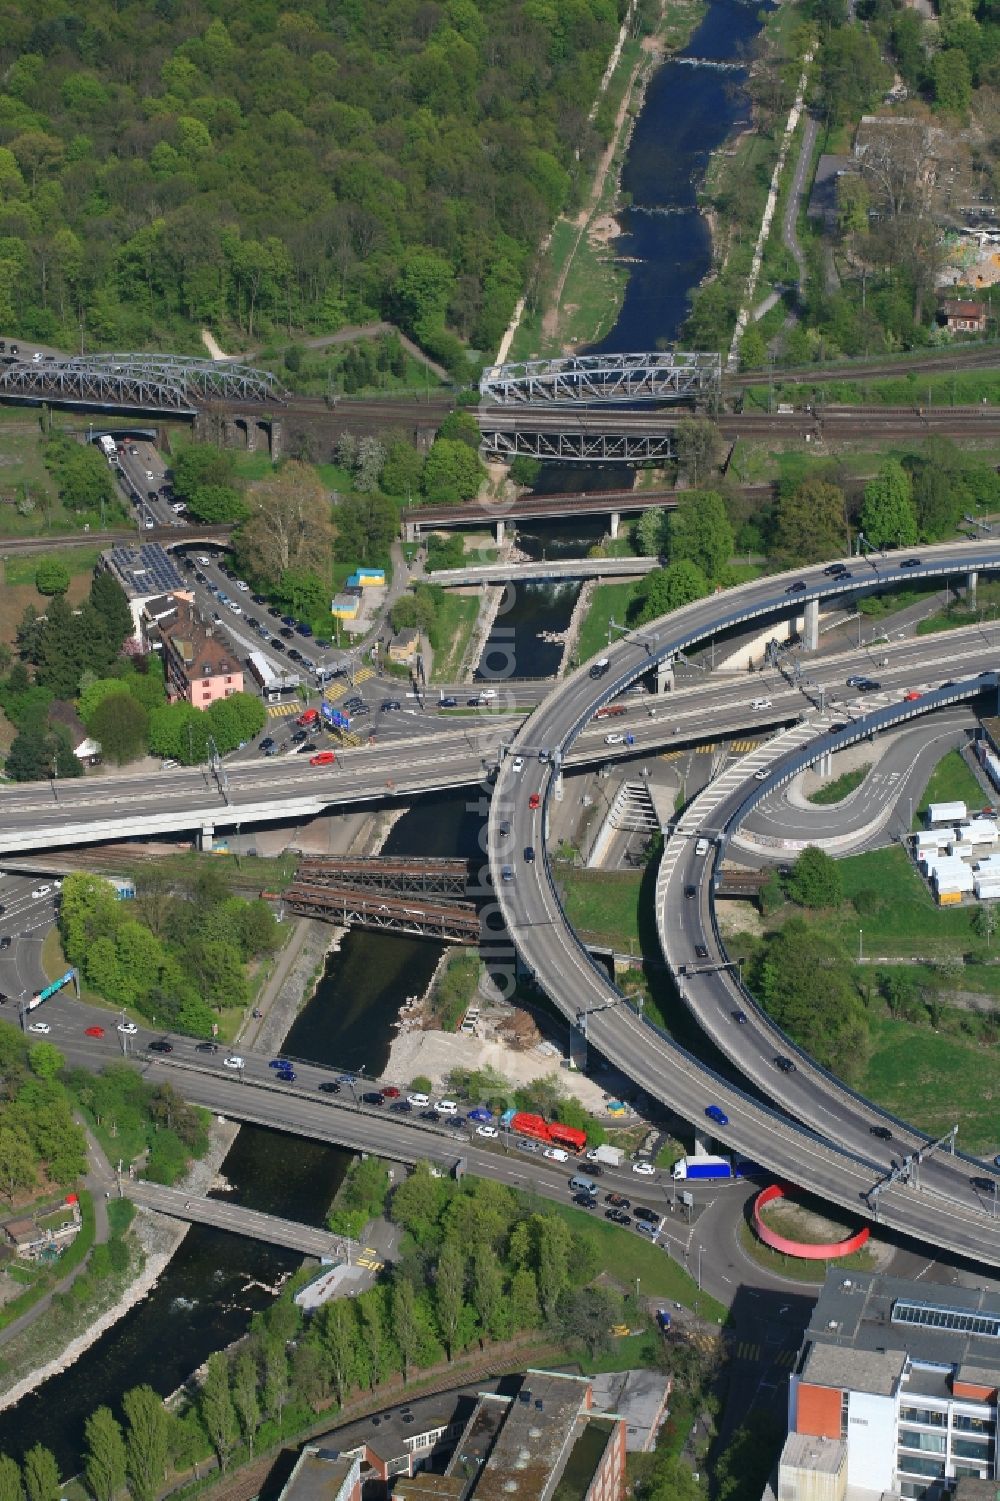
<box><xmin>760</xmin><ymin>1197</ymin><xmax>895</xmax><ymax>1269</ymax></box>
<box><xmin>714</xmin><ymin>897</ymin><xmax>765</xmax><ymax>939</ymax></box>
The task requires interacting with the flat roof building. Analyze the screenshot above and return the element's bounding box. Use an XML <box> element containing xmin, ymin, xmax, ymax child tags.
<box><xmin>782</xmin><ymin>1273</ymin><xmax>1000</xmax><ymax>1501</ymax></box>
<box><xmin>99</xmin><ymin>544</ymin><xmax>189</xmax><ymax>637</ymax></box>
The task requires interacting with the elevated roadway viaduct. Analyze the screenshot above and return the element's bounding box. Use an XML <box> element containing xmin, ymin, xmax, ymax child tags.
<box><xmin>489</xmin><ymin>538</ymin><xmax>1000</xmax><ymax>1267</ymax></box>
<box><xmin>3</xmin><ymin>620</ymin><xmax>1000</xmax><ymax>855</ymax></box>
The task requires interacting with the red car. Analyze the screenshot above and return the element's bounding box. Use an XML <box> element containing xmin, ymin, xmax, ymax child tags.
<box><xmin>528</xmin><ymin>793</ymin><xmax>540</xmax><ymax>810</ymax></box>
<box><xmin>380</xmin><ymin>1085</ymin><xmax>401</xmax><ymax>1098</ymax></box>
<box><xmin>903</xmin><ymin>691</ymin><xmax>921</xmax><ymax>702</ymax></box>
<box><xmin>85</xmin><ymin>1026</ymin><xmax>105</xmax><ymax>1038</ymax></box>
<box><xmin>310</xmin><ymin>750</ymin><xmax>336</xmax><ymax>767</ymax></box>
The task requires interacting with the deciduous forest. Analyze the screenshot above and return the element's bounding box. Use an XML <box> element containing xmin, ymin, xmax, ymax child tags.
<box><xmin>0</xmin><ymin>0</ymin><xmax>629</xmax><ymax>366</ymax></box>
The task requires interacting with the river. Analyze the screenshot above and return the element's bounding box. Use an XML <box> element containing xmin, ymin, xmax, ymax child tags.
<box><xmin>0</xmin><ymin>0</ymin><xmax>762</xmax><ymax>1470</ymax></box>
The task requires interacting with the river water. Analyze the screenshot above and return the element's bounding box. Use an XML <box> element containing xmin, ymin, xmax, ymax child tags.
<box><xmin>0</xmin><ymin>1</ymin><xmax>762</xmax><ymax>1470</ymax></box>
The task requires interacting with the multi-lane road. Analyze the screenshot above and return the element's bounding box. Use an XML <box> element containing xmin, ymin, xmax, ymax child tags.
<box><xmin>490</xmin><ymin>539</ymin><xmax>1000</xmax><ymax>1265</ymax></box>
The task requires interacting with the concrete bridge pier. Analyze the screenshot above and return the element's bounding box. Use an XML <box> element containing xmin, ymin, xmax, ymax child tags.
<box><xmin>200</xmin><ymin>826</ymin><xmax>215</xmax><ymax>851</ymax></box>
<box><xmin>496</xmin><ymin>518</ymin><xmax>506</xmax><ymax>546</ymax></box>
<box><xmin>609</xmin><ymin>511</ymin><xmax>620</xmax><ymax>539</ymax></box>
<box><xmin>968</xmin><ymin>570</ymin><xmax>978</xmax><ymax>598</ymax></box>
<box><xmin>656</xmin><ymin>658</ymin><xmax>675</xmax><ymax>694</ymax></box>
<box><xmin>802</xmin><ymin>597</ymin><xmax>819</xmax><ymax>651</ymax></box>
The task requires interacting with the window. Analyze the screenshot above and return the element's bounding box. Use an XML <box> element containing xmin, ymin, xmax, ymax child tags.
<box><xmin>900</xmin><ymin>1409</ymin><xmax>947</xmax><ymax>1428</ymax></box>
<box><xmin>893</xmin><ymin>1301</ymin><xmax>1000</xmax><ymax>1340</ymax></box>
<box><xmin>225</xmin><ymin>676</ymin><xmax>232</xmax><ymax>684</ymax></box>
<box><xmin>952</xmin><ymin>1415</ymin><xmax>993</xmax><ymax>1434</ymax></box>
<box><xmin>897</xmin><ymin>1456</ymin><xmax>946</xmax><ymax>1479</ymax></box>
<box><xmin>951</xmin><ymin>1438</ymin><xmax>994</xmax><ymax>1460</ymax></box>
<box><xmin>899</xmin><ymin>1432</ymin><xmax>946</xmax><ymax>1454</ymax></box>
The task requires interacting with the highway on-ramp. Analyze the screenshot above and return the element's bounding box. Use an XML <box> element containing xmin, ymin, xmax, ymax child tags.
<box><xmin>489</xmin><ymin>539</ymin><xmax>1000</xmax><ymax>1265</ymax></box>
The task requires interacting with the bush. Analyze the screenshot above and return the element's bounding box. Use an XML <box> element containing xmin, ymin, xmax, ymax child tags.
<box><xmin>35</xmin><ymin>560</ymin><xmax>70</xmax><ymax>595</ymax></box>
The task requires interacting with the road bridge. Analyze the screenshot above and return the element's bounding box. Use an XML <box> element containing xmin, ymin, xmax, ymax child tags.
<box><xmin>122</xmin><ymin>1180</ymin><xmax>350</xmax><ymax>1259</ymax></box>
<box><xmin>424</xmin><ymin>556</ymin><xmax>658</xmax><ymax>585</ymax></box>
<box><xmin>479</xmin><ymin>352</ymin><xmax>721</xmax><ymax>405</ymax></box>
<box><xmin>283</xmin><ymin>881</ymin><xmax>480</xmax><ymax>941</ymax></box>
<box><xmin>296</xmin><ymin>855</ymin><xmax>471</xmax><ymax>896</ymax></box>
<box><xmin>489</xmin><ymin>537</ymin><xmax>1000</xmax><ymax>1266</ymax></box>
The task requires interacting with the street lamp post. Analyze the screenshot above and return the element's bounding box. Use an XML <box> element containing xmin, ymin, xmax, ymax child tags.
<box><xmin>858</xmin><ymin>929</ymin><xmax>864</xmax><ymax>963</ymax></box>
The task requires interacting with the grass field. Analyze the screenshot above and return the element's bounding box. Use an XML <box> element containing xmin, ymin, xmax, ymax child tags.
<box><xmin>577</xmin><ymin>581</ymin><xmax>637</xmax><ymax>665</ymax></box>
<box><xmin>832</xmin><ymin>845</ymin><xmax>973</xmax><ymax>951</ymax></box>
<box><xmin>557</xmin><ymin>868</ymin><xmax>642</xmax><ymax>948</ymax></box>
<box><xmin>807</xmin><ymin>763</ymin><xmax>871</xmax><ymax>805</ymax></box>
<box><xmin>542</xmin><ymin>1197</ymin><xmax>727</xmax><ymax>1321</ymax></box>
<box><xmin>861</xmin><ymin>1017</ymin><xmax>1000</xmax><ymax>1149</ymax></box>
<box><xmin>430</xmin><ymin>594</ymin><xmax>480</xmax><ymax>682</ymax></box>
<box><xmin>914</xmin><ymin>749</ymin><xmax>986</xmax><ymax>824</ymax></box>
<box><xmin>4</xmin><ymin>544</ymin><xmax>104</xmax><ymax>587</ymax></box>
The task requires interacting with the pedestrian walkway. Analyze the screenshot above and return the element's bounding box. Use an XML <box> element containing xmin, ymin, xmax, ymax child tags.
<box><xmin>123</xmin><ymin>1182</ymin><xmax>353</xmax><ymax>1259</ymax></box>
<box><xmin>267</xmin><ymin>701</ymin><xmax>302</xmax><ymax>718</ymax></box>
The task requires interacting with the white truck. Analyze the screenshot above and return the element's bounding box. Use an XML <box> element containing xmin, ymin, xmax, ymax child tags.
<box><xmin>591</xmin><ymin>1144</ymin><xmax>624</xmax><ymax>1168</ymax></box>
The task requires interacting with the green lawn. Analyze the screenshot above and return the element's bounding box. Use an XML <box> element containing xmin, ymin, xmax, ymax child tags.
<box><xmin>542</xmin><ymin>1197</ymin><xmax>727</xmax><ymax>1321</ymax></box>
<box><xmin>914</xmin><ymin>750</ymin><xmax>986</xmax><ymax>824</ymax></box>
<box><xmin>577</xmin><ymin>582</ymin><xmax>637</xmax><ymax>666</ymax></box>
<box><xmin>430</xmin><ymin>594</ymin><xmax>480</xmax><ymax>681</ymax></box>
<box><xmin>862</xmin><ymin>1017</ymin><xmax>1000</xmax><ymax>1150</ymax></box>
<box><xmin>832</xmin><ymin>846</ymin><xmax>973</xmax><ymax>952</ymax></box>
<box><xmin>557</xmin><ymin>868</ymin><xmax>642</xmax><ymax>948</ymax></box>
<box><xmin>5</xmin><ymin>544</ymin><xmax>104</xmax><ymax>587</ymax></box>
<box><xmin>807</xmin><ymin>763</ymin><xmax>871</xmax><ymax>805</ymax></box>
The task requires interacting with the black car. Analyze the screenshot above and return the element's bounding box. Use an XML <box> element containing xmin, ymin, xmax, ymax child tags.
<box><xmin>785</xmin><ymin>580</ymin><xmax>807</xmax><ymax>593</ymax></box>
<box><xmin>0</xmin><ymin>937</ymin><xmax>10</xmax><ymax>950</ymax></box>
<box><xmin>421</xmin><ymin>1109</ymin><xmax>442</xmax><ymax>1123</ymax></box>
<box><xmin>361</xmin><ymin>1091</ymin><xmax>385</xmax><ymax>1106</ymax></box>
<box><xmin>732</xmin><ymin>1009</ymin><xmax>748</xmax><ymax>1024</ymax></box>
<box><xmin>684</xmin><ymin>884</ymin><xmax>696</xmax><ymax>898</ymax></box>
<box><xmin>390</xmin><ymin>1099</ymin><xmax>413</xmax><ymax>1113</ymax></box>
<box><xmin>381</xmin><ymin>700</ymin><xmax>401</xmax><ymax>712</ymax></box>
<box><xmin>858</xmin><ymin>679</ymin><xmax>880</xmax><ymax>692</ymax></box>
<box><xmin>297</xmin><ymin>742</ymin><xmax>317</xmax><ymax>754</ymax></box>
<box><xmin>271</xmin><ymin>639</ymin><xmax>286</xmax><ymax>652</ymax></box>
<box><xmin>499</xmin><ymin>820</ymin><xmax>511</xmax><ymax>837</ymax></box>
<box><xmin>247</xmin><ymin>617</ymin><xmax>260</xmax><ymax>630</ymax></box>
<box><xmin>900</xmin><ymin>557</ymin><xmax>921</xmax><ymax>568</ymax></box>
<box><xmin>633</xmin><ymin>1205</ymin><xmax>659</xmax><ymax>1224</ymax></box>
<box><xmin>268</xmin><ymin>606</ymin><xmax>283</xmax><ymax>619</ymax></box>
<box><xmin>195</xmin><ymin>571</ymin><xmax>206</xmax><ymax>584</ymax></box>
<box><xmin>605</xmin><ymin>1192</ymin><xmax>630</xmax><ymax>1208</ymax></box>
<box><xmin>260</xmin><ymin>736</ymin><xmax>274</xmax><ymax>751</ymax></box>
<box><xmin>280</xmin><ymin>627</ymin><xmax>295</xmax><ymax>639</ymax></box>
<box><xmin>694</xmin><ymin>943</ymin><xmax>709</xmax><ymax>960</ymax></box>
<box><xmin>774</xmin><ymin>1055</ymin><xmax>796</xmax><ymax>1073</ymax></box>
<box><xmin>353</xmin><ymin>703</ymin><xmax>371</xmax><ymax>716</ymax></box>
<box><xmin>318</xmin><ymin>1080</ymin><xmax>341</xmax><ymax>1094</ymax></box>
<box><xmin>971</xmin><ymin>1176</ymin><xmax>998</xmax><ymax>1194</ymax></box>
<box><xmin>196</xmin><ymin>1041</ymin><xmax>219</xmax><ymax>1053</ymax></box>
<box><xmin>869</xmin><ymin>1124</ymin><xmax>892</xmax><ymax>1140</ymax></box>
<box><xmin>439</xmin><ymin>697</ymin><xmax>457</xmax><ymax>708</ymax></box>
<box><xmin>148</xmin><ymin>1039</ymin><xmax>173</xmax><ymax>1054</ymax></box>
<box><xmin>467</xmin><ymin>696</ymin><xmax>483</xmax><ymax>706</ymax></box>
<box><xmin>524</xmin><ymin>846</ymin><xmax>535</xmax><ymax>863</ymax></box>
<box><xmin>605</xmin><ymin>1209</ymin><xmax>632</xmax><ymax>1227</ymax></box>
<box><xmin>297</xmin><ymin>623</ymin><xmax>313</xmax><ymax>637</ymax></box>
<box><xmin>573</xmin><ymin>1192</ymin><xmax>598</xmax><ymax>1209</ymax></box>
<box><xmin>287</xmin><ymin>648</ymin><xmax>302</xmax><ymax>662</ymax></box>
<box><xmin>290</xmin><ymin>728</ymin><xmax>308</xmax><ymax>743</ymax></box>
<box><xmin>253</xmin><ymin>594</ymin><xmax>267</xmax><ymax>605</ymax></box>
<box><xmin>281</xmin><ymin>615</ymin><xmax>296</xmax><ymax>627</ymax></box>
<box><xmin>823</xmin><ymin>563</ymin><xmax>847</xmax><ymax>576</ymax></box>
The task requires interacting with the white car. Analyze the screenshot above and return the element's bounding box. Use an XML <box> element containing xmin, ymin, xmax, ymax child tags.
<box><xmin>512</xmin><ymin>756</ymin><xmax>524</xmax><ymax>773</ymax></box>
<box><xmin>223</xmin><ymin>1054</ymin><xmax>245</xmax><ymax>1070</ymax></box>
<box><xmin>145</xmin><ymin>469</ymin><xmax>154</xmax><ymax>480</ymax></box>
<box><xmin>749</xmin><ymin>698</ymin><xmax>772</xmax><ymax>711</ymax></box>
<box><xmin>31</xmin><ymin>885</ymin><xmax>52</xmax><ymax>900</ymax></box>
<box><xmin>236</xmin><ymin>580</ymin><xmax>250</xmax><ymax>592</ymax></box>
<box><xmin>476</xmin><ymin>1124</ymin><xmax>499</xmax><ymax>1139</ymax></box>
<box><xmin>632</xmin><ymin>1161</ymin><xmax>656</xmax><ymax>1176</ymax></box>
<box><xmin>408</xmin><ymin>1092</ymin><xmax>430</xmax><ymax>1108</ymax></box>
<box><xmin>228</xmin><ymin>601</ymin><xmax>242</xmax><ymax>614</ymax></box>
<box><xmin>31</xmin><ymin>352</ymin><xmax>43</xmax><ymax>362</ymax></box>
<box><xmin>754</xmin><ymin>768</ymin><xmax>769</xmax><ymax>780</ymax></box>
<box><xmin>197</xmin><ymin>556</ymin><xmax>210</xmax><ymax>566</ymax></box>
<box><xmin>435</xmin><ymin>1099</ymin><xmax>458</xmax><ymax>1115</ymax></box>
<box><xmin>543</xmin><ymin>1146</ymin><xmax>569</xmax><ymax>1162</ymax></box>
<box><xmin>28</xmin><ymin>1022</ymin><xmax>50</xmax><ymax>1034</ymax></box>
<box><xmin>479</xmin><ymin>688</ymin><xmax>497</xmax><ymax>699</ymax></box>
<box><xmin>604</xmin><ymin>732</ymin><xmax>625</xmax><ymax>745</ymax></box>
<box><xmin>117</xmin><ymin>1022</ymin><xmax>138</xmax><ymax>1035</ymax></box>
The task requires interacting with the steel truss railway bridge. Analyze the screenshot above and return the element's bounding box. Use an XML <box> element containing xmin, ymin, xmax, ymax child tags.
<box><xmin>478</xmin><ymin>351</ymin><xmax>721</xmax><ymax>405</ymax></box>
<box><xmin>0</xmin><ymin>354</ymin><xmax>287</xmax><ymax>413</ymax></box>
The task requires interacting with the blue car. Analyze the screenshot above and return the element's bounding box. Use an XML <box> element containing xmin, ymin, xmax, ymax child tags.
<box><xmin>338</xmin><ymin>1073</ymin><xmax>357</xmax><ymax>1085</ymax></box>
<box><xmin>276</xmin><ymin>1069</ymin><xmax>296</xmax><ymax>1083</ymax></box>
<box><xmin>269</xmin><ymin>1059</ymin><xmax>288</xmax><ymax>1069</ymax></box>
<box><xmin>705</xmin><ymin>1104</ymin><xmax>729</xmax><ymax>1127</ymax></box>
<box><xmin>468</xmin><ymin>1108</ymin><xmax>493</xmax><ymax>1123</ymax></box>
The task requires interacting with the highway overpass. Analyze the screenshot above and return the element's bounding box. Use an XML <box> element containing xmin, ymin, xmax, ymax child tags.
<box><xmin>490</xmin><ymin>538</ymin><xmax>1000</xmax><ymax>1266</ymax></box>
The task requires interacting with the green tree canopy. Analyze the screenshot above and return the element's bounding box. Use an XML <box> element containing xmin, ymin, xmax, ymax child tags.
<box><xmin>34</xmin><ymin>560</ymin><xmax>70</xmax><ymax>595</ymax></box>
<box><xmin>860</xmin><ymin>459</ymin><xmax>917</xmax><ymax>550</ymax></box>
<box><xmin>773</xmin><ymin>478</ymin><xmax>847</xmax><ymax>565</ymax></box>
<box><xmin>666</xmin><ymin>489</ymin><xmax>734</xmax><ymax>584</ymax></box>
<box><xmin>788</xmin><ymin>845</ymin><xmax>843</xmax><ymax>907</ymax></box>
<box><xmin>421</xmin><ymin>439</ymin><xmax>485</xmax><ymax>505</ymax></box>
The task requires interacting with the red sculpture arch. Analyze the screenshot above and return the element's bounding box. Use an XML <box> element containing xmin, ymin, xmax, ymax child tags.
<box><xmin>753</xmin><ymin>1183</ymin><xmax>871</xmax><ymax>1260</ymax></box>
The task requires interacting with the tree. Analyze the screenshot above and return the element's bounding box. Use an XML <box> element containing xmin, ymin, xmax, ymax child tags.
<box><xmin>434</xmin><ymin>1240</ymin><xmax>465</xmax><ymax>1359</ymax></box>
<box><xmin>635</xmin><ymin>507</ymin><xmax>669</xmax><ymax>557</ymax></box>
<box><xmin>818</xmin><ymin>27</ymin><xmax>891</xmax><ymax>124</ymax></box>
<box><xmin>83</xmin><ymin>1406</ymin><xmax>127</xmax><ymax>1501</ymax></box>
<box><xmin>237</xmin><ymin>462</ymin><xmax>333</xmax><ymax>588</ymax></box>
<box><xmin>933</xmin><ymin>47</ymin><xmax>972</xmax><ymax>114</ymax></box>
<box><xmin>380</xmin><ymin>441</ymin><xmax>425</xmax><ymax>499</ymax></box>
<box><xmin>35</xmin><ymin>560</ymin><xmax>69</xmax><ymax>595</ymax></box>
<box><xmin>332</xmin><ymin>493</ymin><xmax>398</xmax><ymax>564</ymax></box>
<box><xmin>89</xmin><ymin>570</ymin><xmax>134</xmax><ymax>649</ymax></box>
<box><xmin>0</xmin><ymin>1457</ymin><xmax>23</xmax><ymax>1501</ymax></box>
<box><xmin>392</xmin><ymin>1275</ymin><xmax>420</xmax><ymax>1381</ymax></box>
<box><xmin>0</xmin><ymin>1124</ymin><xmax>37</xmax><ymax>1203</ymax></box>
<box><xmin>757</xmin><ymin>920</ymin><xmax>869</xmax><ymax>1080</ymax></box>
<box><xmin>260</xmin><ymin>1336</ymin><xmax>289</xmax><ymax>1423</ymax></box>
<box><xmin>632</xmin><ymin>561</ymin><xmax>708</xmax><ymax>625</ymax></box>
<box><xmin>556</xmin><ymin>1286</ymin><xmax>618</xmax><ymax>1358</ymax></box>
<box><xmin>28</xmin><ymin>1042</ymin><xmax>64</xmax><ymax>1079</ymax></box>
<box><xmin>122</xmin><ymin>1385</ymin><xmax>169</xmax><ymax>1501</ymax></box>
<box><xmin>421</xmin><ymin>439</ymin><xmax>485</xmax><ymax>505</ymax></box>
<box><xmin>509</xmin><ymin>1267</ymin><xmax>540</xmax><ymax>1329</ymax></box>
<box><xmin>666</xmin><ymin>490</ymin><xmax>733</xmax><ymax>585</ymax></box>
<box><xmin>471</xmin><ymin>1244</ymin><xmax>504</xmax><ymax>1344</ymax></box>
<box><xmin>316</xmin><ymin>1299</ymin><xmax>359</xmax><ymax>1406</ymax></box>
<box><xmin>184</xmin><ymin>485</ymin><xmax>248</xmax><ymax>524</ymax></box>
<box><xmin>90</xmin><ymin>692</ymin><xmax>149</xmax><ymax>765</ymax></box>
<box><xmin>975</xmin><ymin>903</ymin><xmax>999</xmax><ymax>949</ymax></box>
<box><xmin>773</xmin><ymin>479</ymin><xmax>847</xmax><ymax>565</ymax></box>
<box><xmin>674</xmin><ymin>419</ymin><xmax>721</xmax><ymax>486</ymax></box>
<box><xmin>860</xmin><ymin>460</ymin><xmax>917</xmax><ymax>550</ymax></box>
<box><xmin>200</xmin><ymin>1353</ymin><xmax>239</xmax><ymax>1471</ymax></box>
<box><xmin>536</xmin><ymin>1214</ymin><xmax>571</xmax><ymax>1321</ymax></box>
<box><xmin>21</xmin><ymin>1449</ymin><xmax>58</xmax><ymax>1501</ymax></box>
<box><xmin>788</xmin><ymin>846</ymin><xmax>843</xmax><ymax>908</ymax></box>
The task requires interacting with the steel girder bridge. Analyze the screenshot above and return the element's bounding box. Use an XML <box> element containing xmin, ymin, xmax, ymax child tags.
<box><xmin>283</xmin><ymin>882</ymin><xmax>481</xmax><ymax>942</ymax></box>
<box><xmin>0</xmin><ymin>354</ymin><xmax>287</xmax><ymax>414</ymax></box>
<box><xmin>296</xmin><ymin>856</ymin><xmax>472</xmax><ymax>897</ymax></box>
<box><xmin>478</xmin><ymin>425</ymin><xmax>676</xmax><ymax>463</ymax></box>
<box><xmin>479</xmin><ymin>352</ymin><xmax>720</xmax><ymax>405</ymax></box>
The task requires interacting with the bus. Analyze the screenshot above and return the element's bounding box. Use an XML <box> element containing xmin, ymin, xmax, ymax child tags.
<box><xmin>98</xmin><ymin>434</ymin><xmax>118</xmax><ymax>464</ymax></box>
<box><xmin>246</xmin><ymin>650</ymin><xmax>298</xmax><ymax>704</ymax></box>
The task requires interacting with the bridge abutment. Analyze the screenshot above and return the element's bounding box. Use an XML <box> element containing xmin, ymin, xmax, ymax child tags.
<box><xmin>200</xmin><ymin>825</ymin><xmax>215</xmax><ymax>851</ymax></box>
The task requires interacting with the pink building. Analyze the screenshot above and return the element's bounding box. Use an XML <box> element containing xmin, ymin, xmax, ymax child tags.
<box><xmin>160</xmin><ymin>599</ymin><xmax>243</xmax><ymax>707</ymax></box>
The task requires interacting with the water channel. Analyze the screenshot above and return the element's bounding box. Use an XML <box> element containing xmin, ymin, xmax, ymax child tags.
<box><xmin>0</xmin><ymin>0</ymin><xmax>763</xmax><ymax>1468</ymax></box>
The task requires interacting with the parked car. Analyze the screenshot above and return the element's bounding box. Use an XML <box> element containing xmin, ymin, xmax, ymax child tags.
<box><xmin>223</xmin><ymin>1054</ymin><xmax>245</xmax><ymax>1069</ymax></box>
<box><xmin>632</xmin><ymin>1161</ymin><xmax>655</xmax><ymax>1176</ymax></box>
<box><xmin>543</xmin><ymin>1147</ymin><xmax>569</xmax><ymax>1162</ymax></box>
<box><xmin>476</xmin><ymin>1124</ymin><xmax>499</xmax><ymax>1139</ymax></box>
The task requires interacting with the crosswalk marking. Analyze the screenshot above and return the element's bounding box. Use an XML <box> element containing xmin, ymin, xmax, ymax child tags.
<box><xmin>729</xmin><ymin>738</ymin><xmax>760</xmax><ymax>753</ymax></box>
<box><xmin>267</xmin><ymin>701</ymin><xmax>301</xmax><ymax>718</ymax></box>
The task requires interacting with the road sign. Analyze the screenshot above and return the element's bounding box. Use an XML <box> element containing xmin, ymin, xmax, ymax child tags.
<box><xmin>28</xmin><ymin>970</ymin><xmax>76</xmax><ymax>1011</ymax></box>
